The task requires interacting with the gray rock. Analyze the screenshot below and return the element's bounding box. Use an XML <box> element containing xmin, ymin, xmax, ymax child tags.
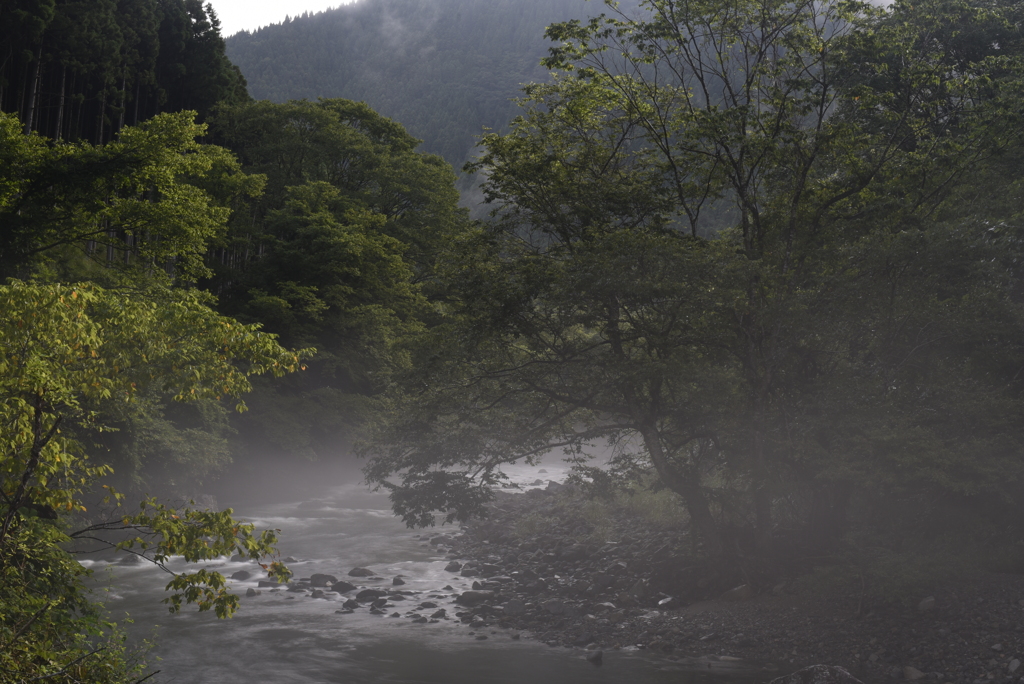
<box><xmin>586</xmin><ymin>650</ymin><xmax>603</xmax><ymax>666</ymax></box>
<box><xmin>658</xmin><ymin>596</ymin><xmax>682</xmax><ymax>609</ymax></box>
<box><xmin>503</xmin><ymin>599</ymin><xmax>527</xmax><ymax>616</ymax></box>
<box><xmin>1009</xmin><ymin>660</ymin><xmax>1021</xmax><ymax>674</ymax></box>
<box><xmin>230</xmin><ymin>570</ymin><xmax>252</xmax><ymax>580</ymax></box>
<box><xmin>903</xmin><ymin>667</ymin><xmax>925</xmax><ymax>681</ymax></box>
<box><xmin>455</xmin><ymin>590</ymin><xmax>495</xmax><ymax>606</ymax></box>
<box><xmin>310</xmin><ymin>574</ymin><xmax>337</xmax><ymax>587</ymax></box>
<box><xmin>412</xmin><ymin>615</ymin><xmax>428</xmax><ymax>623</ymax></box>
<box><xmin>257</xmin><ymin>580</ymin><xmax>281</xmax><ymax>588</ymax></box>
<box><xmin>560</xmin><ymin>544</ymin><xmax>589</xmax><ymax>562</ymax></box>
<box><xmin>444</xmin><ymin>561</ymin><xmax>463</xmax><ymax>572</ymax></box>
<box><xmin>356</xmin><ymin>588</ymin><xmax>388</xmax><ymax>601</ymax></box>
<box><xmin>342</xmin><ymin>599</ymin><xmax>360</xmax><ymax>609</ymax></box>
<box><xmin>245</xmin><ymin>588</ymin><xmax>257</xmax><ymax>597</ymax></box>
<box><xmin>330</xmin><ymin>581</ymin><xmax>357</xmax><ymax>593</ymax></box>
<box><xmin>392</xmin><ymin>576</ymin><xmax>406</xmax><ymax>585</ymax></box>
<box><xmin>281</xmin><ymin>556</ymin><xmax>298</xmax><ymax>563</ymax></box>
<box><xmin>542</xmin><ymin>599</ymin><xmax>565</xmax><ymax>615</ymax></box>
<box><xmin>769</xmin><ymin>665</ymin><xmax>865</xmax><ymax>684</ymax></box>
<box><xmin>348</xmin><ymin>567</ymin><xmax>375</xmax><ymax>577</ymax></box>
<box><xmin>918</xmin><ymin>596</ymin><xmax>936</xmax><ymax>611</ymax></box>
<box><xmin>310</xmin><ymin>589</ymin><xmax>325</xmax><ymax>599</ymax></box>
<box><xmin>431</xmin><ymin>609</ymin><xmax>446</xmax><ymax>618</ymax></box>
<box><xmin>720</xmin><ymin>584</ymin><xmax>754</xmax><ymax>601</ymax></box>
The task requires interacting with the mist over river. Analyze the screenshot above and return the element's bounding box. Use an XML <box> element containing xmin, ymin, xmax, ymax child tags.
<box><xmin>85</xmin><ymin>461</ymin><xmax>758</xmax><ymax>684</ymax></box>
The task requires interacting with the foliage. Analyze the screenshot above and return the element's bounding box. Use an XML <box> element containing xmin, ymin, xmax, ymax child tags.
<box><xmin>0</xmin><ymin>279</ymin><xmax>308</xmax><ymax>679</ymax></box>
<box><xmin>0</xmin><ymin>110</ymin><xmax>263</xmax><ymax>283</ymax></box>
<box><xmin>204</xmin><ymin>98</ymin><xmax>469</xmax><ymax>459</ymax></box>
<box><xmin>363</xmin><ymin>0</ymin><xmax>1024</xmax><ymax>559</ymax></box>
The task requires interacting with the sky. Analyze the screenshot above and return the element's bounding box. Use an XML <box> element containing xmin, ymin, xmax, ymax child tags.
<box><xmin>207</xmin><ymin>0</ymin><xmax>357</xmax><ymax>37</ymax></box>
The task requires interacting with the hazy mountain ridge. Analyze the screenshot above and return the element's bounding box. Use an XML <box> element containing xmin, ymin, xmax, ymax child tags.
<box><xmin>224</xmin><ymin>0</ymin><xmax>616</xmax><ymax>165</ymax></box>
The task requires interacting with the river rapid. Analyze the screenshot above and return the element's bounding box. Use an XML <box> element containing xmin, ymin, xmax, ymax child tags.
<box><xmin>86</xmin><ymin>462</ymin><xmax>755</xmax><ymax>684</ymax></box>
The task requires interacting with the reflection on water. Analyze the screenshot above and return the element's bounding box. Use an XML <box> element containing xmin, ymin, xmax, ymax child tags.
<box><xmin>91</xmin><ymin>462</ymin><xmax>762</xmax><ymax>683</ymax></box>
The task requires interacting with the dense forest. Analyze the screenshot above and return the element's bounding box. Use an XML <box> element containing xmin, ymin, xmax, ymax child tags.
<box><xmin>1</xmin><ymin>0</ymin><xmax>248</xmax><ymax>144</ymax></box>
<box><xmin>224</xmin><ymin>0</ymin><xmax>628</xmax><ymax>165</ymax></box>
<box><xmin>3</xmin><ymin>0</ymin><xmax>1024</xmax><ymax>680</ymax></box>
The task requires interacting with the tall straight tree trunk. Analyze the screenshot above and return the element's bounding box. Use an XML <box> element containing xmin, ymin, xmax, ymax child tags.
<box><xmin>23</xmin><ymin>44</ymin><xmax>43</xmax><ymax>134</ymax></box>
<box><xmin>133</xmin><ymin>80</ymin><xmax>140</xmax><ymax>125</ymax></box>
<box><xmin>54</xmin><ymin>65</ymin><xmax>66</xmax><ymax>140</ymax></box>
<box><xmin>118</xmin><ymin>69</ymin><xmax>127</xmax><ymax>132</ymax></box>
<box><xmin>96</xmin><ymin>87</ymin><xmax>106</xmax><ymax>144</ymax></box>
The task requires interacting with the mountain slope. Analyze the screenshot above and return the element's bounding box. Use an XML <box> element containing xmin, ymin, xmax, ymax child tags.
<box><xmin>224</xmin><ymin>0</ymin><xmax>614</xmax><ymax>165</ymax></box>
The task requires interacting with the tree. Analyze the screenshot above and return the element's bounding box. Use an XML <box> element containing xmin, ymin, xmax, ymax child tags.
<box><xmin>204</xmin><ymin>98</ymin><xmax>469</xmax><ymax>459</ymax></box>
<box><xmin>362</xmin><ymin>0</ymin><xmax>1024</xmax><ymax>558</ymax></box>
<box><xmin>0</xmin><ymin>279</ymin><xmax>308</xmax><ymax>681</ymax></box>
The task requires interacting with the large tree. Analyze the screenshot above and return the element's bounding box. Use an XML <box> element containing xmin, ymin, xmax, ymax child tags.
<box><xmin>362</xmin><ymin>0</ymin><xmax>1024</xmax><ymax>558</ymax></box>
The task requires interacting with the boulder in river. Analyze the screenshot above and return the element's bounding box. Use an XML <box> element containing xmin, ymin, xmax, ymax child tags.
<box><xmin>310</xmin><ymin>574</ymin><xmax>337</xmax><ymax>587</ymax></box>
<box><xmin>310</xmin><ymin>589</ymin><xmax>325</xmax><ymax>599</ymax></box>
<box><xmin>230</xmin><ymin>570</ymin><xmax>252</xmax><ymax>580</ymax></box>
<box><xmin>455</xmin><ymin>590</ymin><xmax>495</xmax><ymax>606</ymax></box>
<box><xmin>257</xmin><ymin>580</ymin><xmax>281</xmax><ymax>588</ymax></box>
<box><xmin>356</xmin><ymin>588</ymin><xmax>388</xmax><ymax>601</ymax></box>
<box><xmin>444</xmin><ymin>561</ymin><xmax>462</xmax><ymax>572</ymax></box>
<box><xmin>348</xmin><ymin>567</ymin><xmax>375</xmax><ymax>577</ymax></box>
<box><xmin>392</xmin><ymin>576</ymin><xmax>405</xmax><ymax>585</ymax></box>
<box><xmin>769</xmin><ymin>665</ymin><xmax>864</xmax><ymax>684</ymax></box>
<box><xmin>330</xmin><ymin>581</ymin><xmax>357</xmax><ymax>593</ymax></box>
<box><xmin>245</xmin><ymin>588</ymin><xmax>258</xmax><ymax>597</ymax></box>
<box><xmin>586</xmin><ymin>650</ymin><xmax>603</xmax><ymax>666</ymax></box>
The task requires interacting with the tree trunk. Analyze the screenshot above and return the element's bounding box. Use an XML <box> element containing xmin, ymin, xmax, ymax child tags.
<box><xmin>133</xmin><ymin>79</ymin><xmax>140</xmax><ymax>125</ymax></box>
<box><xmin>23</xmin><ymin>44</ymin><xmax>43</xmax><ymax>134</ymax></box>
<box><xmin>54</xmin><ymin>65</ymin><xmax>66</xmax><ymax>140</ymax></box>
<box><xmin>96</xmin><ymin>87</ymin><xmax>106</xmax><ymax>144</ymax></box>
<box><xmin>638</xmin><ymin>423</ymin><xmax>723</xmax><ymax>557</ymax></box>
<box><xmin>118</xmin><ymin>70</ymin><xmax>127</xmax><ymax>132</ymax></box>
<box><xmin>751</xmin><ymin>423</ymin><xmax>774</xmax><ymax>552</ymax></box>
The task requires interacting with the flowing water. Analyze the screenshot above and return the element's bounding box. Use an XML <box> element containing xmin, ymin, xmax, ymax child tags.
<box><xmin>87</xmin><ymin>461</ymin><xmax>765</xmax><ymax>684</ymax></box>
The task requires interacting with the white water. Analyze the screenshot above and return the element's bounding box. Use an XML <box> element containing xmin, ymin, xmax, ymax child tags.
<box><xmin>87</xmin><ymin>462</ymin><xmax>739</xmax><ymax>683</ymax></box>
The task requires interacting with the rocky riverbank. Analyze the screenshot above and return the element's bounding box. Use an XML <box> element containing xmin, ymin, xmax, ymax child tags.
<box><xmin>429</xmin><ymin>484</ymin><xmax>1024</xmax><ymax>684</ymax></box>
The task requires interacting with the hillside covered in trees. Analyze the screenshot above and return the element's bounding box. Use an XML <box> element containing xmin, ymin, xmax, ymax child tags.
<box><xmin>224</xmin><ymin>0</ymin><xmax>626</xmax><ymax>165</ymax></box>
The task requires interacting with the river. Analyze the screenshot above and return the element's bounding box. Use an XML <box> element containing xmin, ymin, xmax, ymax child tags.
<box><xmin>87</xmin><ymin>461</ymin><xmax>763</xmax><ymax>684</ymax></box>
